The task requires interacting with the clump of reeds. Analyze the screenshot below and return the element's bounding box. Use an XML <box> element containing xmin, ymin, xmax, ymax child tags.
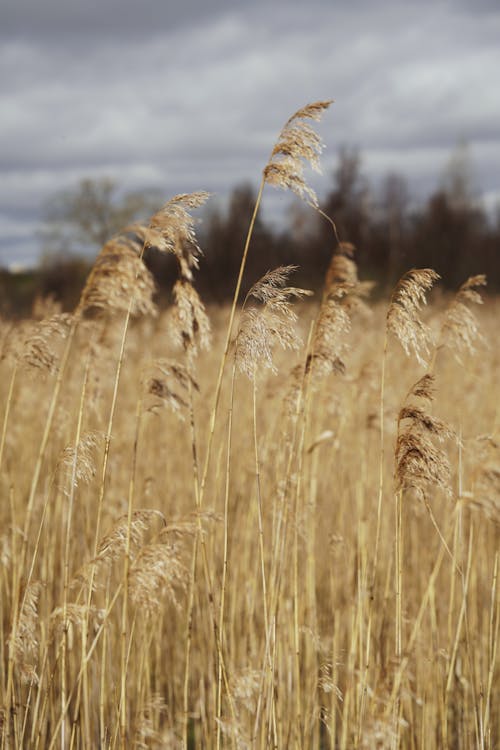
<box><xmin>1</xmin><ymin>100</ymin><xmax>498</xmax><ymax>750</ymax></box>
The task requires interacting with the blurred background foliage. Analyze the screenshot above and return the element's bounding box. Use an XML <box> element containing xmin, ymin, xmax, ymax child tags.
<box><xmin>1</xmin><ymin>145</ymin><xmax>499</xmax><ymax>316</ymax></box>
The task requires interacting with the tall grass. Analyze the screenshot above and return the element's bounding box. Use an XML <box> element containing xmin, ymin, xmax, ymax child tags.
<box><xmin>1</xmin><ymin>103</ymin><xmax>498</xmax><ymax>749</ymax></box>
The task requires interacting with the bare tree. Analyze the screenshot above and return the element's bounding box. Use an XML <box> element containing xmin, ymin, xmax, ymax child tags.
<box><xmin>39</xmin><ymin>177</ymin><xmax>162</xmax><ymax>256</ymax></box>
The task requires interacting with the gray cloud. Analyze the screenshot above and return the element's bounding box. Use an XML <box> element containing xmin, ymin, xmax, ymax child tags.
<box><xmin>1</xmin><ymin>0</ymin><xmax>500</xmax><ymax>267</ymax></box>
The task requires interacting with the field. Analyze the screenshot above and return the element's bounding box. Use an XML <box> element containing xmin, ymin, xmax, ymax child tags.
<box><xmin>1</xmin><ymin>102</ymin><xmax>499</xmax><ymax>749</ymax></box>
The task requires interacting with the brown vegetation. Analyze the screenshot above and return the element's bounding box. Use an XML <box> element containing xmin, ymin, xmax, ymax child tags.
<box><xmin>0</xmin><ymin>102</ymin><xmax>498</xmax><ymax>749</ymax></box>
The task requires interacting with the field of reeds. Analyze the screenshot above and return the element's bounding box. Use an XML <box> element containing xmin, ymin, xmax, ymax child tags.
<box><xmin>1</xmin><ymin>102</ymin><xmax>499</xmax><ymax>749</ymax></box>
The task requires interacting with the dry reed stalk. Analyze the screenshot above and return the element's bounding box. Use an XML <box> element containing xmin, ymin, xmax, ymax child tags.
<box><xmin>216</xmin><ymin>266</ymin><xmax>312</xmax><ymax>744</ymax></box>
<box><xmin>55</xmin><ymin>339</ymin><xmax>96</xmax><ymax>749</ymax></box>
<box><xmin>198</xmin><ymin>100</ymin><xmax>333</xmax><ymax>515</ymax></box>
<box><xmin>373</xmin><ymin>269</ymin><xmax>441</xmax><ymax>589</ymax></box>
<box><xmin>2</xmin><ymin>228</ymin><xmax>157</xmax><ymax>746</ymax></box>
<box><xmin>200</xmin><ymin>102</ymin><xmax>331</xmax><ymax>748</ymax></box>
<box><xmin>70</xmin><ymin>198</ymin><xmax>206</xmax><ymax>748</ymax></box>
<box><xmin>483</xmin><ymin>552</ymin><xmax>499</xmax><ymax>742</ymax></box>
<box><xmin>3</xmin><ymin>314</ymin><xmax>80</xmax><ymax>745</ymax></box>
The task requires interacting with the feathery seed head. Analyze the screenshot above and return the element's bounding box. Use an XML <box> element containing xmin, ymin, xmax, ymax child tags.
<box><xmin>9</xmin><ymin>582</ymin><xmax>41</xmax><ymax>684</ymax></box>
<box><xmin>16</xmin><ymin>313</ymin><xmax>72</xmax><ymax>376</ymax></box>
<box><xmin>78</xmin><ymin>236</ymin><xmax>157</xmax><ymax>318</ymax></box>
<box><xmin>387</xmin><ymin>269</ymin><xmax>440</xmax><ymax>365</ymax></box>
<box><xmin>395</xmin><ymin>374</ymin><xmax>453</xmax><ymax>498</ymax></box>
<box><xmin>145</xmin><ymin>360</ymin><xmax>196</xmax><ymax>419</ymax></box>
<box><xmin>307</xmin><ymin>294</ymin><xmax>350</xmax><ymax>381</ymax></box>
<box><xmin>440</xmin><ymin>275</ymin><xmax>487</xmax><ymax>360</ymax></box>
<box><xmin>145</xmin><ymin>359</ymin><xmax>199</xmax><ymax>419</ymax></box>
<box><xmin>129</xmin><ymin>542</ymin><xmax>189</xmax><ymax>615</ymax></box>
<box><xmin>170</xmin><ymin>279</ymin><xmax>211</xmax><ymax>359</ymax></box>
<box><xmin>58</xmin><ymin>431</ymin><xmax>102</xmax><ymax>493</ymax></box>
<box><xmin>146</xmin><ymin>192</ymin><xmax>210</xmax><ymax>281</ymax></box>
<box><xmin>50</xmin><ymin>604</ymin><xmax>104</xmax><ymax>637</ymax></box>
<box><xmin>236</xmin><ymin>266</ymin><xmax>311</xmax><ymax>379</ymax></box>
<box><xmin>408</xmin><ymin>373</ymin><xmax>436</xmax><ymax>402</ymax></box>
<box><xmin>264</xmin><ymin>100</ymin><xmax>333</xmax><ymax>207</ymax></box>
<box><xmin>94</xmin><ymin>509</ymin><xmax>166</xmax><ymax>567</ymax></box>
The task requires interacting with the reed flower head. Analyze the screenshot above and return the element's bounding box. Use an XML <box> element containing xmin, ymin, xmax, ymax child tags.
<box><xmin>129</xmin><ymin>542</ymin><xmax>189</xmax><ymax>614</ymax></box>
<box><xmin>145</xmin><ymin>191</ymin><xmax>211</xmax><ymax>281</ymax></box>
<box><xmin>440</xmin><ymin>275</ymin><xmax>487</xmax><ymax>360</ymax></box>
<box><xmin>387</xmin><ymin>269</ymin><xmax>440</xmax><ymax>365</ymax></box>
<box><xmin>50</xmin><ymin>604</ymin><xmax>104</xmax><ymax>639</ymax></box>
<box><xmin>395</xmin><ymin>375</ymin><xmax>453</xmax><ymax>498</ymax></box>
<box><xmin>134</xmin><ymin>694</ymin><xmax>168</xmax><ymax>749</ymax></box>
<box><xmin>307</xmin><ymin>287</ymin><xmax>351</xmax><ymax>381</ymax></box>
<box><xmin>58</xmin><ymin>431</ymin><xmax>101</xmax><ymax>494</ymax></box>
<box><xmin>325</xmin><ymin>242</ymin><xmax>358</xmax><ymax>289</ymax></box>
<box><xmin>467</xmin><ymin>435</ymin><xmax>500</xmax><ymax>523</ymax></box>
<box><xmin>264</xmin><ymin>100</ymin><xmax>333</xmax><ymax>207</ymax></box>
<box><xmin>145</xmin><ymin>359</ymin><xmax>199</xmax><ymax>420</ymax></box>
<box><xmin>170</xmin><ymin>279</ymin><xmax>211</xmax><ymax>359</ymax></box>
<box><xmin>94</xmin><ymin>509</ymin><xmax>166</xmax><ymax>566</ymax></box>
<box><xmin>78</xmin><ymin>235</ymin><xmax>156</xmax><ymax>318</ymax></box>
<box><xmin>9</xmin><ymin>582</ymin><xmax>41</xmax><ymax>684</ymax></box>
<box><xmin>16</xmin><ymin>314</ymin><xmax>72</xmax><ymax>376</ymax></box>
<box><xmin>236</xmin><ymin>266</ymin><xmax>312</xmax><ymax>379</ymax></box>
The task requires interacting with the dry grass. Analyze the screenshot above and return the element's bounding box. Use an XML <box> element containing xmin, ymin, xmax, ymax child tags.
<box><xmin>1</xmin><ymin>102</ymin><xmax>499</xmax><ymax>749</ymax></box>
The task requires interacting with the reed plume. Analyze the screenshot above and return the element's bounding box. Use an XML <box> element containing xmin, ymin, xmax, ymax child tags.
<box><xmin>145</xmin><ymin>359</ymin><xmax>198</xmax><ymax>420</ymax></box>
<box><xmin>17</xmin><ymin>313</ymin><xmax>72</xmax><ymax>375</ymax></box>
<box><xmin>468</xmin><ymin>435</ymin><xmax>500</xmax><ymax>523</ymax></box>
<box><xmin>129</xmin><ymin>541</ymin><xmax>189</xmax><ymax>614</ymax></box>
<box><xmin>395</xmin><ymin>375</ymin><xmax>453</xmax><ymax>498</ymax></box>
<box><xmin>263</xmin><ymin>100</ymin><xmax>333</xmax><ymax>207</ymax></box>
<box><xmin>236</xmin><ymin>266</ymin><xmax>312</xmax><ymax>379</ymax></box>
<box><xmin>307</xmin><ymin>286</ymin><xmax>351</xmax><ymax>380</ymax></box>
<box><xmin>8</xmin><ymin>582</ymin><xmax>41</xmax><ymax>684</ymax></box>
<box><xmin>93</xmin><ymin>509</ymin><xmax>166</xmax><ymax>567</ymax></box>
<box><xmin>78</xmin><ymin>235</ymin><xmax>156</xmax><ymax>318</ymax></box>
<box><xmin>58</xmin><ymin>431</ymin><xmax>101</xmax><ymax>492</ymax></box>
<box><xmin>171</xmin><ymin>279</ymin><xmax>211</xmax><ymax>358</ymax></box>
<box><xmin>50</xmin><ymin>604</ymin><xmax>104</xmax><ymax>638</ymax></box>
<box><xmin>145</xmin><ymin>191</ymin><xmax>211</xmax><ymax>282</ymax></box>
<box><xmin>439</xmin><ymin>274</ymin><xmax>487</xmax><ymax>360</ymax></box>
<box><xmin>387</xmin><ymin>269</ymin><xmax>440</xmax><ymax>365</ymax></box>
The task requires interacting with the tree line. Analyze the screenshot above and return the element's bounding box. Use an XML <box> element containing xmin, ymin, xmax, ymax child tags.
<box><xmin>1</xmin><ymin>146</ymin><xmax>499</xmax><ymax>315</ymax></box>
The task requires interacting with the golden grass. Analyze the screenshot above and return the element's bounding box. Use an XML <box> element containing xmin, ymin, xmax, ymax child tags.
<box><xmin>0</xmin><ymin>290</ymin><xmax>498</xmax><ymax>749</ymax></box>
<box><xmin>0</xmin><ymin>101</ymin><xmax>498</xmax><ymax>749</ymax></box>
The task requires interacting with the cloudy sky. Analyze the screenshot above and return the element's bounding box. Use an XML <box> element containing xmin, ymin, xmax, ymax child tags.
<box><xmin>1</xmin><ymin>0</ymin><xmax>499</xmax><ymax>268</ymax></box>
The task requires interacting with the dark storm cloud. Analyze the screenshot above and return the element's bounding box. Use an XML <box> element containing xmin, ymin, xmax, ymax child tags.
<box><xmin>1</xmin><ymin>0</ymin><xmax>500</xmax><ymax>266</ymax></box>
<box><xmin>1</xmin><ymin>0</ymin><xmax>250</xmax><ymax>39</ymax></box>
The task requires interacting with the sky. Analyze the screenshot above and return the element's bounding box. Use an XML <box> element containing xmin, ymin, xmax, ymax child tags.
<box><xmin>1</xmin><ymin>0</ymin><xmax>500</xmax><ymax>268</ymax></box>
